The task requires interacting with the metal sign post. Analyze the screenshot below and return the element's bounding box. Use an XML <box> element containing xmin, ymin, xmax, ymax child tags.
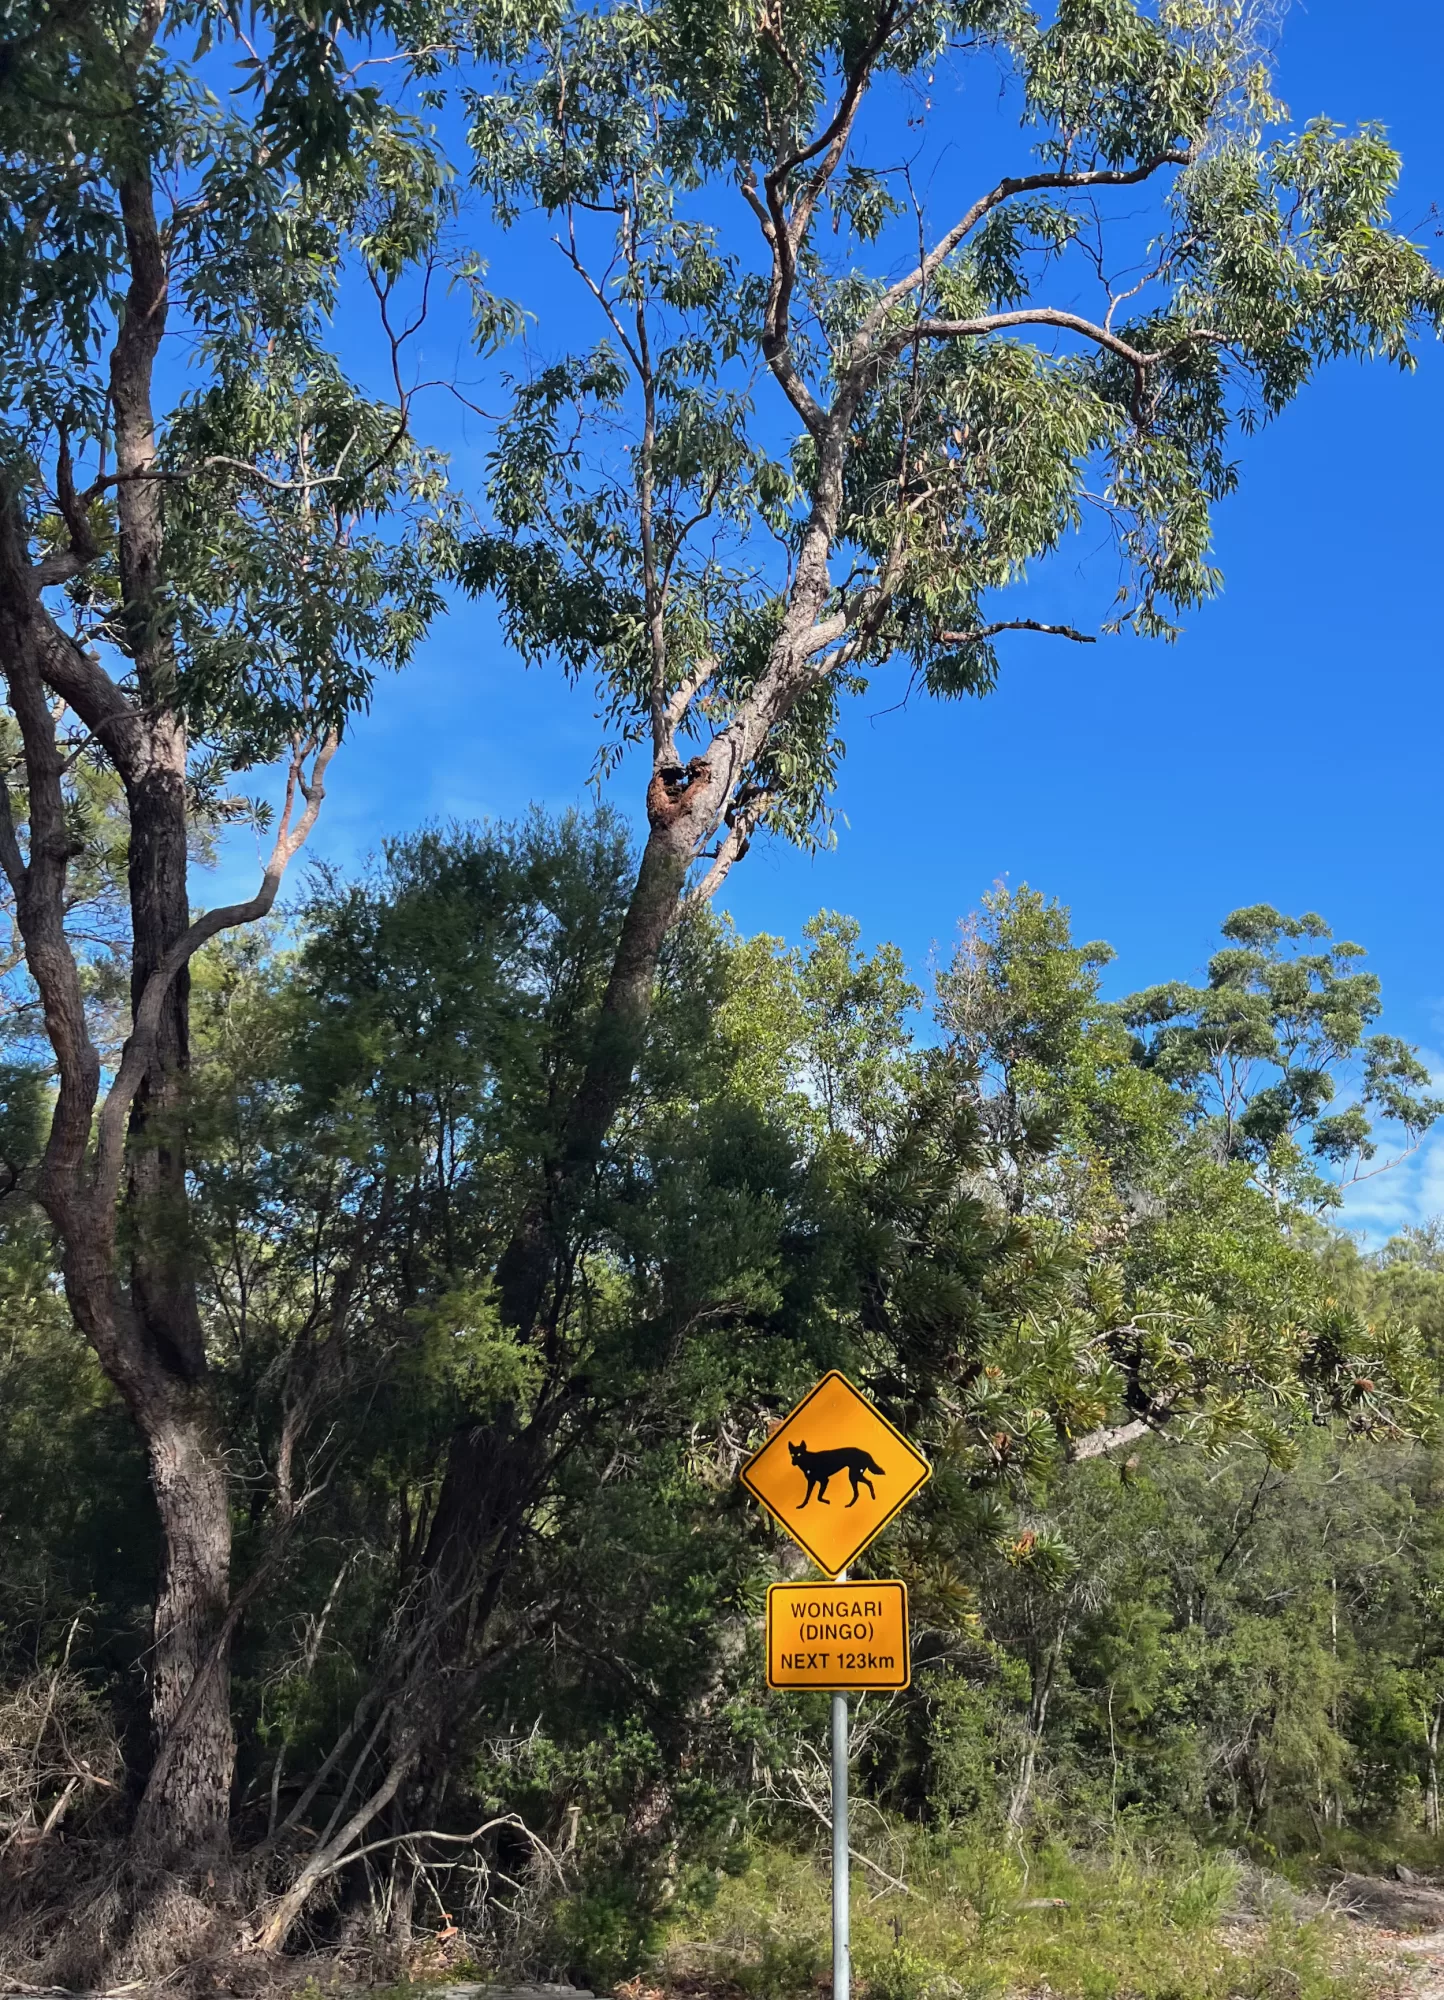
<box><xmin>832</xmin><ymin>1683</ymin><xmax>849</xmax><ymax>2000</ymax></box>
<box><xmin>830</xmin><ymin>1567</ymin><xmax>850</xmax><ymax>2000</ymax></box>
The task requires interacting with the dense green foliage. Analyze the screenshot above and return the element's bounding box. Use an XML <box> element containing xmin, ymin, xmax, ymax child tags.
<box><xmin>4</xmin><ymin>822</ymin><xmax>1443</xmax><ymax>1982</ymax></box>
<box><xmin>460</xmin><ymin>0</ymin><xmax>1444</xmax><ymax>860</ymax></box>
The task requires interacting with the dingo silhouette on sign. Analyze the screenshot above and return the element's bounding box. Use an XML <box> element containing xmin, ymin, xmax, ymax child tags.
<box><xmin>740</xmin><ymin>1371</ymin><xmax>931</xmax><ymax>1576</ymax></box>
<box><xmin>788</xmin><ymin>1438</ymin><xmax>886</xmax><ymax>1509</ymax></box>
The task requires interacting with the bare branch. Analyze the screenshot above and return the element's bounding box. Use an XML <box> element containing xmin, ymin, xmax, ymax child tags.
<box><xmin>295</xmin><ymin>1811</ymin><xmax>559</xmax><ymax>1887</ymax></box>
<box><xmin>771</xmin><ymin>0</ymin><xmax>912</xmax><ymax>192</ymax></box>
<box><xmin>663</xmin><ymin>657</ymin><xmax>717</xmax><ymax>732</ymax></box>
<box><xmin>681</xmin><ymin>820</ymin><xmax>750</xmax><ymax>912</ymax></box>
<box><xmin>855</xmin><ymin>150</ymin><xmax>1194</xmax><ymax>350</ymax></box>
<box><xmin>778</xmin><ymin>1768</ymin><xmax>912</xmax><ymax>1894</ymax></box>
<box><xmin>31</xmin><ymin>424</ymin><xmax>103</xmax><ymax>587</ymax></box>
<box><xmin>801</xmin><ymin>612</ymin><xmax>850</xmax><ymax>658</ymax></box>
<box><xmin>938</xmin><ymin>619</ymin><xmax>1098</xmax><ymax>646</ymax></box>
<box><xmin>253</xmin><ymin>1734</ymin><xmax>418</xmax><ymax>1950</ymax></box>
<box><xmin>875</xmin><ymin>308</ymin><xmax>1227</xmax><ymax>421</ymax></box>
<box><xmin>31</xmin><ymin>619</ymin><xmax>141</xmax><ymax>779</ymax></box>
<box><xmin>1067</xmin><ymin>1416</ymin><xmax>1157</xmax><ymax>1462</ymax></box>
<box><xmin>884</xmin><ymin>305</ymin><xmax>1156</xmax><ymax>375</ymax></box>
<box><xmin>91</xmin><ymin>730</ymin><xmax>339</xmax><ymax>1206</ymax></box>
<box><xmin>748</xmin><ymin>3</ymin><xmax>914</xmax><ymax>433</ymax></box>
<box><xmin>681</xmin><ymin>783</ymin><xmax>775</xmax><ymax>911</ymax></box>
<box><xmin>1067</xmin><ymin>1381</ymin><xmax>1181</xmax><ymax>1462</ymax></box>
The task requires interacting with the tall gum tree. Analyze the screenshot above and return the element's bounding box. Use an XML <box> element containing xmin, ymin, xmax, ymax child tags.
<box><xmin>457</xmin><ymin>0</ymin><xmax>1444</xmax><ymax>1340</ymax></box>
<box><xmin>0</xmin><ymin>0</ymin><xmax>456</xmax><ymax>1884</ymax></box>
<box><xmin>250</xmin><ymin>0</ymin><xmax>1444</xmax><ymax>1943</ymax></box>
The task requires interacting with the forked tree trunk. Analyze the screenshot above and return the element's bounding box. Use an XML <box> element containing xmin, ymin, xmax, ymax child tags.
<box><xmin>0</xmin><ymin>147</ymin><xmax>241</xmax><ymax>1877</ymax></box>
<box><xmin>3</xmin><ymin>17</ymin><xmax>363</xmax><ymax>1905</ymax></box>
<box><xmin>109</xmin><ymin>164</ymin><xmax>237</xmax><ymax>1866</ymax></box>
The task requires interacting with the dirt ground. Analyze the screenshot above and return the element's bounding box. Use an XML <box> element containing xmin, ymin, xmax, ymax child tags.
<box><xmin>1349</xmin><ymin>1925</ymin><xmax>1444</xmax><ymax>2000</ymax></box>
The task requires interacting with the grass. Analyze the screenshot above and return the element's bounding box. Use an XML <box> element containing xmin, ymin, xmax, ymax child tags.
<box><xmin>650</xmin><ymin>1836</ymin><xmax>1391</xmax><ymax>2000</ymax></box>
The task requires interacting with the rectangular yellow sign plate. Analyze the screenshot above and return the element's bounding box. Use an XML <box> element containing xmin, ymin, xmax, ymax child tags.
<box><xmin>740</xmin><ymin>1370</ymin><xmax>931</xmax><ymax>1578</ymax></box>
<box><xmin>766</xmin><ymin>1580</ymin><xmax>910</xmax><ymax>1690</ymax></box>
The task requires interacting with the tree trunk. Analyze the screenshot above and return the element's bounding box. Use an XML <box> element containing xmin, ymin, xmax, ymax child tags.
<box><xmin>0</xmin><ymin>148</ymin><xmax>238</xmax><ymax>1875</ymax></box>
<box><xmin>126</xmin><ymin>730</ymin><xmax>206</xmax><ymax>1383</ymax></box>
<box><xmin>118</xmin><ymin>747</ymin><xmax>239</xmax><ymax>1862</ymax></box>
<box><xmin>1007</xmin><ymin>1635</ymin><xmax>1061</xmax><ymax>1829</ymax></box>
<box><xmin>342</xmin><ymin>772</ymin><xmax>724</xmax><ymax>1940</ymax></box>
<box><xmin>130</xmin><ymin>1390</ymin><xmax>236</xmax><ymax>1866</ymax></box>
<box><xmin>495</xmin><ymin>803</ymin><xmax>697</xmax><ymax>1335</ymax></box>
<box><xmin>53</xmin><ymin>1220</ymin><xmax>237</xmax><ymax>1872</ymax></box>
<box><xmin>108</xmin><ymin>161</ymin><xmax>236</xmax><ymax>1863</ymax></box>
<box><xmin>110</xmin><ymin>732</ymin><xmax>231</xmax><ymax>1864</ymax></box>
<box><xmin>334</xmin><ymin>526</ymin><xmax>839</xmax><ymax>1921</ymax></box>
<box><xmin>1426</xmin><ymin>1703</ymin><xmax>1441</xmax><ymax>1838</ymax></box>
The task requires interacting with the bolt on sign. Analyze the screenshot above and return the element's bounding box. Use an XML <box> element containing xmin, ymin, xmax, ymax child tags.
<box><xmin>740</xmin><ymin>1370</ymin><xmax>932</xmax><ymax>1579</ymax></box>
<box><xmin>766</xmin><ymin>1580</ymin><xmax>910</xmax><ymax>1690</ymax></box>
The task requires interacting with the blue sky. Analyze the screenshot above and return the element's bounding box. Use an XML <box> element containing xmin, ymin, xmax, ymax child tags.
<box><xmin>212</xmin><ymin>0</ymin><xmax>1444</xmax><ymax>1237</ymax></box>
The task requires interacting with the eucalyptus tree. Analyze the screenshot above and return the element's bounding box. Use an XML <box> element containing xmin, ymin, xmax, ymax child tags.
<box><xmin>222</xmin><ymin>0</ymin><xmax>1444</xmax><ymax>1943</ymax></box>
<box><xmin>0</xmin><ymin>1</ymin><xmax>457</xmax><ymax>1880</ymax></box>
<box><xmin>1120</xmin><ymin>904</ymin><xmax>1444</xmax><ymax>1211</ymax></box>
<box><xmin>937</xmin><ymin>890</ymin><xmax>1444</xmax><ymax>1222</ymax></box>
<box><xmin>419</xmin><ymin>0</ymin><xmax>1444</xmax><ymax>1833</ymax></box>
<box><xmin>459</xmin><ymin>0</ymin><xmax>1444</xmax><ymax>1337</ymax></box>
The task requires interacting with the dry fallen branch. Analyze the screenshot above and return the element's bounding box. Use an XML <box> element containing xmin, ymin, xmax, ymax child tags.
<box><xmin>0</xmin><ymin>1636</ymin><xmax>122</xmax><ymax>1857</ymax></box>
<box><xmin>764</xmin><ymin>1744</ymin><xmax>912</xmax><ymax>1897</ymax></box>
<box><xmin>250</xmin><ymin>1806</ymin><xmax>560</xmax><ymax>1952</ymax></box>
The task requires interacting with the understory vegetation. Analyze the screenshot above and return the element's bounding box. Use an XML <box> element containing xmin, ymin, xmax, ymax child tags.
<box><xmin>655</xmin><ymin>1840</ymin><xmax>1374</xmax><ymax>2000</ymax></box>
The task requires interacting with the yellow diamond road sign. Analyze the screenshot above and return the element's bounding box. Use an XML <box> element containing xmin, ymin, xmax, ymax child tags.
<box><xmin>740</xmin><ymin>1370</ymin><xmax>931</xmax><ymax>1578</ymax></box>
